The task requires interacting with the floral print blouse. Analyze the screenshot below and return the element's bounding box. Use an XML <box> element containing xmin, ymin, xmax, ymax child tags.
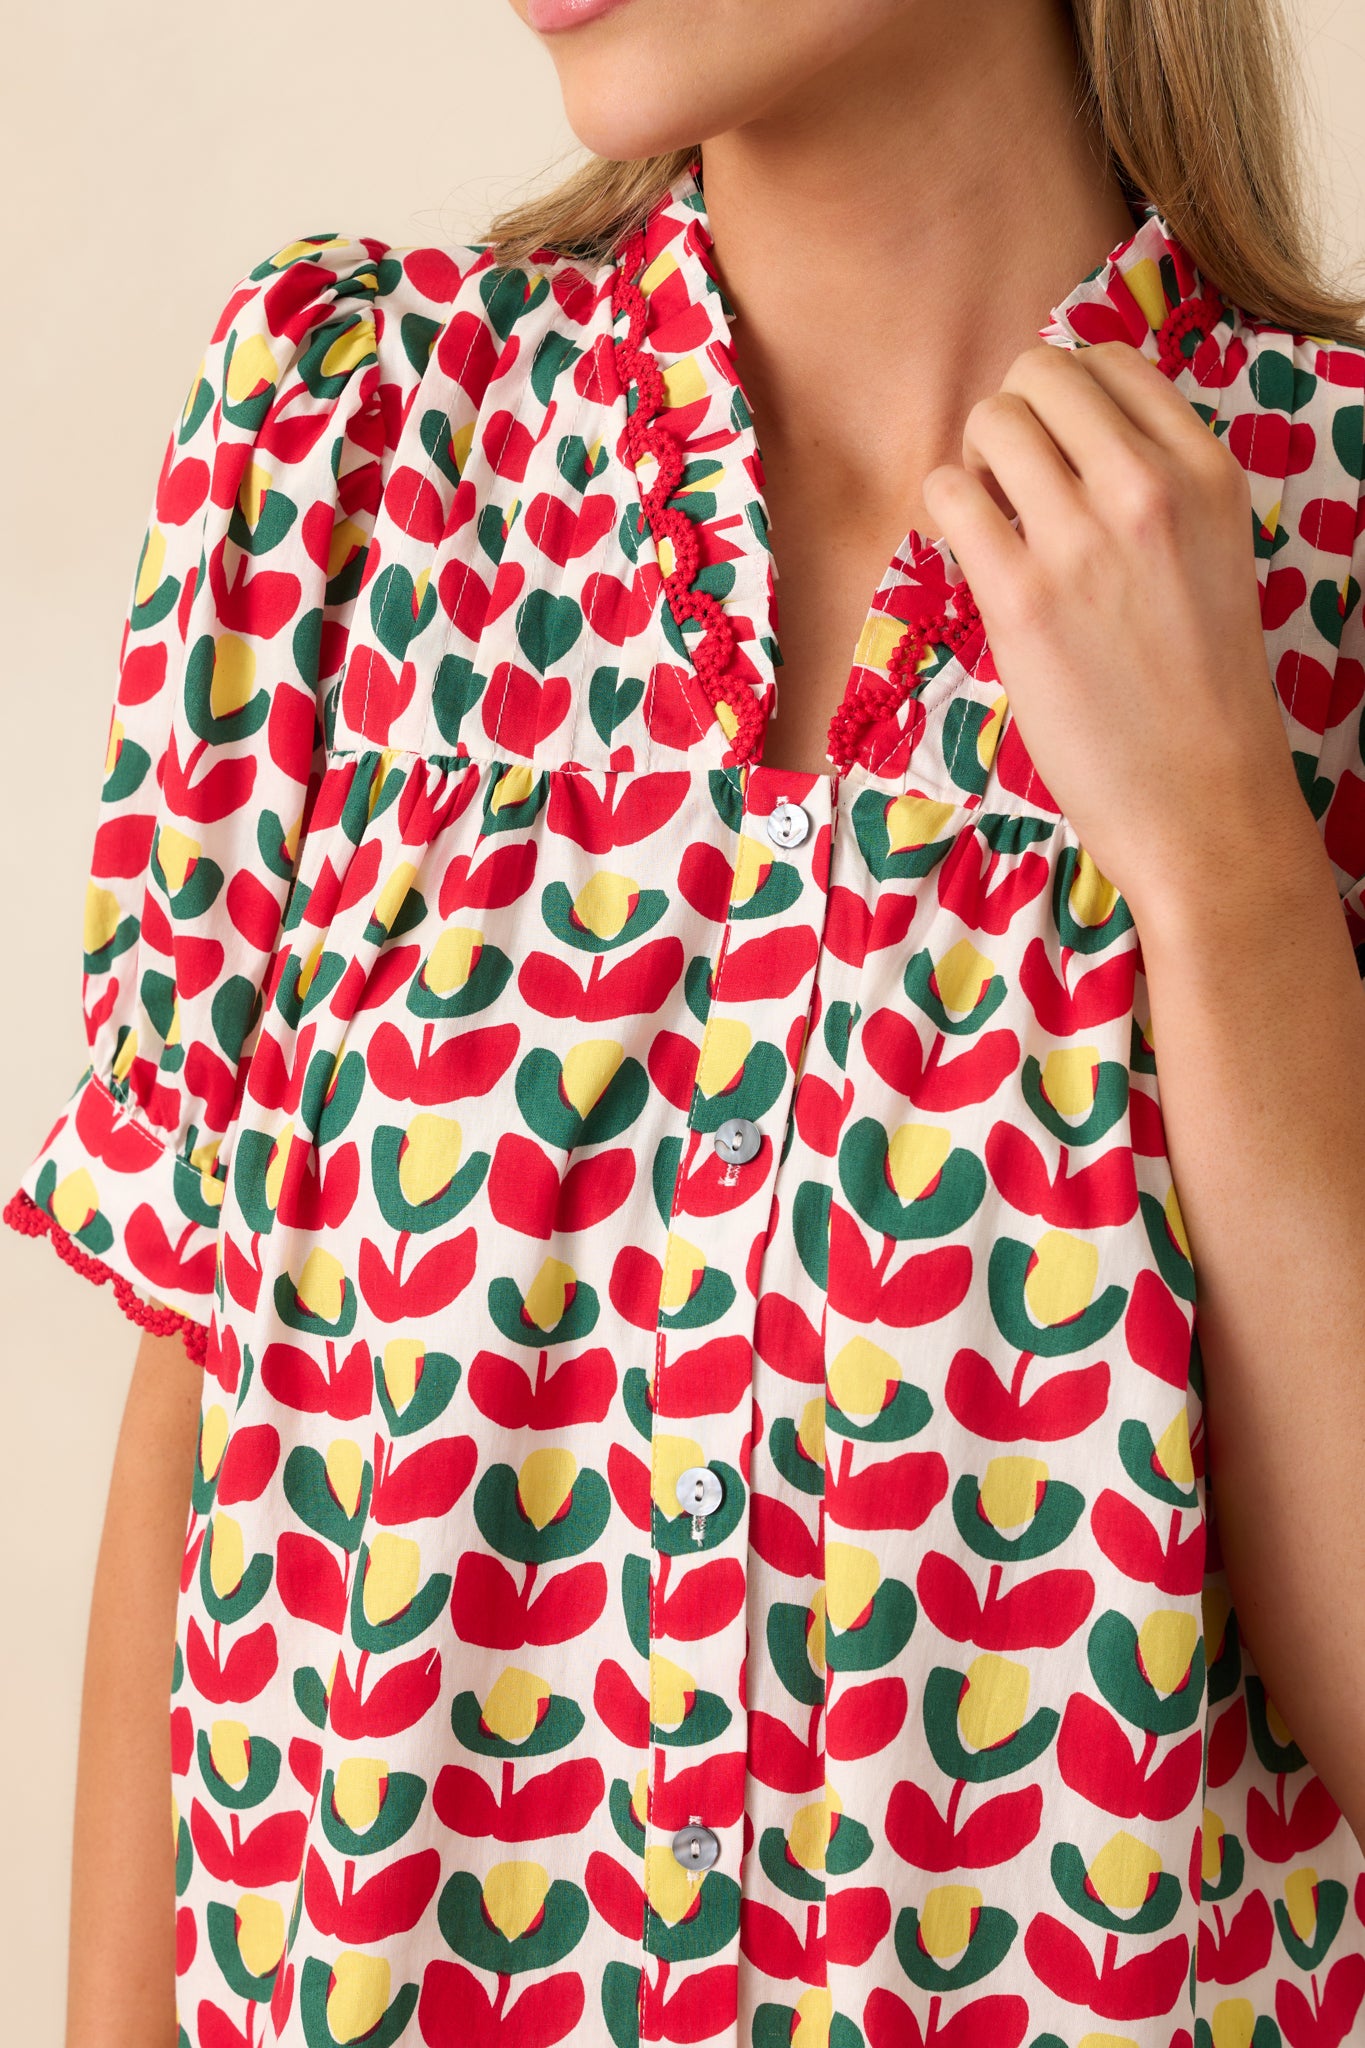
<box><xmin>9</xmin><ymin>154</ymin><xmax>1365</xmax><ymax>2048</ymax></box>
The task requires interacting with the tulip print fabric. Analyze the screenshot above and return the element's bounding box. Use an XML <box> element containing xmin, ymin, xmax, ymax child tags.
<box><xmin>9</xmin><ymin>154</ymin><xmax>1365</xmax><ymax>2048</ymax></box>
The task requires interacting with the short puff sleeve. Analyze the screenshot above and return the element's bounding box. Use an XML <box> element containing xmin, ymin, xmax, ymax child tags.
<box><xmin>4</xmin><ymin>232</ymin><xmax>391</xmax><ymax>1358</ymax></box>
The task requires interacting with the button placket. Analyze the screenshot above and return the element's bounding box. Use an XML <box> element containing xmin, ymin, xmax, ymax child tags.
<box><xmin>639</xmin><ymin>764</ymin><xmax>832</xmax><ymax>2041</ymax></box>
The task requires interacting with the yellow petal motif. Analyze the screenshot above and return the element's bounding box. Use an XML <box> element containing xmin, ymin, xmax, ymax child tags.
<box><xmin>50</xmin><ymin>1168</ymin><xmax>99</xmax><ymax>1235</ymax></box>
<box><xmin>1086</xmin><ymin>1829</ymin><xmax>1162</xmax><ymax>1912</ymax></box>
<box><xmin>83</xmin><ymin>883</ymin><xmax>122</xmax><ymax>954</ymax></box>
<box><xmin>930</xmin><ymin>939</ymin><xmax>995</xmax><ymax>1018</ymax></box>
<box><xmin>1023</xmin><ymin>1229</ymin><xmax>1098</xmax><ymax>1328</ymax></box>
<box><xmin>209</xmin><ymin>1720</ymin><xmax>251</xmax><ymax>1787</ymax></box>
<box><xmin>1068</xmin><ymin>847</ymin><xmax>1120</xmax><ymax>928</ymax></box>
<box><xmin>210</xmin><ymin>634</ymin><xmax>258</xmax><ymax>718</ymax></box>
<box><xmin>380</xmin><ymin>1340</ymin><xmax>425</xmax><ymax>1414</ymax></box>
<box><xmin>325</xmin><ymin>1438</ymin><xmax>364</xmax><ymax>1519</ymax></box>
<box><xmin>321</xmin><ymin>320</ymin><xmax>376</xmax><ymax>380</ymax></box>
<box><xmin>696</xmin><ymin>1017</ymin><xmax>752</xmax><ymax>1099</ymax></box>
<box><xmin>134</xmin><ymin>524</ymin><xmax>167</xmax><ymax>606</ymax></box>
<box><xmin>652</xmin><ymin>1435</ymin><xmax>707</xmax><ymax>1520</ymax></box>
<box><xmin>1137</xmin><ymin>1609</ymin><xmax>1199</xmax><ymax>1697</ymax></box>
<box><xmin>362</xmin><ymin>1532</ymin><xmax>421</xmax><ymax>1626</ymax></box>
<box><xmin>423</xmin><ymin>926</ymin><xmax>482</xmax><ymax>995</ymax></box>
<box><xmin>1208</xmin><ymin>2002</ymin><xmax>1255</xmax><ymax>2048</ymax></box>
<box><xmin>332</xmin><ymin>1755</ymin><xmax>388</xmax><ymax>1833</ymax></box>
<box><xmin>480</xmin><ymin>1668</ymin><xmax>552</xmax><ymax>1744</ymax></box>
<box><xmin>208</xmin><ymin>1515</ymin><xmax>245</xmax><ymax>1600</ymax></box>
<box><xmin>979</xmin><ymin>1457</ymin><xmax>1048</xmax><ymax>1533</ymax></box>
<box><xmin>792</xmin><ymin>1989</ymin><xmax>834</xmax><ymax>2048</ymax></box>
<box><xmin>482</xmin><ymin>1860</ymin><xmax>550</xmax><ymax>1941</ymax></box>
<box><xmin>517</xmin><ymin>1447</ymin><xmax>577</xmax><ymax>1530</ymax></box>
<box><xmin>920</xmin><ymin>1885</ymin><xmax>981</xmax><ymax>1959</ymax></box>
<box><xmin>296</xmin><ymin>1246</ymin><xmax>346</xmax><ymax>1322</ymax></box>
<box><xmin>827</xmin><ymin>1336</ymin><xmax>900</xmax><ymax>1422</ymax></box>
<box><xmin>1284</xmin><ymin>1866</ymin><xmax>1319</xmax><ymax>1943</ymax></box>
<box><xmin>957</xmin><ymin>1653</ymin><xmax>1031</xmax><ymax>1751</ymax></box>
<box><xmin>326</xmin><ymin>1952</ymin><xmax>392</xmax><ymax>2044</ymax></box>
<box><xmin>523</xmin><ymin>1257</ymin><xmax>576</xmax><ymax>1331</ymax></box>
<box><xmin>825</xmin><ymin>1543</ymin><xmax>880</xmax><ymax>1632</ymax></box>
<box><xmin>571</xmin><ymin>872</ymin><xmax>638</xmax><ymax>940</ymax></box>
<box><xmin>225</xmin><ymin>332</ymin><xmax>279</xmax><ymax>405</ymax></box>
<box><xmin>884</xmin><ymin>792</ymin><xmax>958</xmax><ymax>856</ymax></box>
<box><xmin>397</xmin><ymin>1113</ymin><xmax>463</xmax><ymax>1206</ymax></box>
<box><xmin>561</xmin><ymin>1039</ymin><xmax>623</xmax><ymax>1118</ymax></box>
<box><xmin>155</xmin><ymin>826</ymin><xmax>199</xmax><ymax>894</ymax></box>
<box><xmin>885</xmin><ymin>1123</ymin><xmax>952</xmax><ymax>1203</ymax></box>
<box><xmin>643</xmin><ymin>1843</ymin><xmax>704</xmax><ymax>1925</ymax></box>
<box><xmin>1040</xmin><ymin>1044</ymin><xmax>1100</xmax><ymax>1117</ymax></box>
<box><xmin>660</xmin><ymin>1235</ymin><xmax>706</xmax><ymax>1314</ymax></box>
<box><xmin>199</xmin><ymin>1404</ymin><xmax>230</xmax><ymax>1485</ymax></box>
<box><xmin>649</xmin><ymin>1652</ymin><xmax>696</xmax><ymax>1732</ymax></box>
<box><xmin>1152</xmin><ymin>1408</ymin><xmax>1195</xmax><ymax>1486</ymax></box>
<box><xmin>234</xmin><ymin>1893</ymin><xmax>286</xmax><ymax>1978</ymax></box>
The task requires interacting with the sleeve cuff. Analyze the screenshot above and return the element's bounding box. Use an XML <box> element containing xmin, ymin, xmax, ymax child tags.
<box><xmin>4</xmin><ymin>1067</ymin><xmax>222</xmax><ymax>1360</ymax></box>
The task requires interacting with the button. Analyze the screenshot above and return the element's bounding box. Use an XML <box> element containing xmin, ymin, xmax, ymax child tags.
<box><xmin>713</xmin><ymin>1117</ymin><xmax>761</xmax><ymax>1166</ymax></box>
<box><xmin>765</xmin><ymin>798</ymin><xmax>810</xmax><ymax>848</ymax></box>
<box><xmin>672</xmin><ymin>1822</ymin><xmax>721</xmax><ymax>1871</ymax></box>
<box><xmin>676</xmin><ymin>1465</ymin><xmax>724</xmax><ymax>1517</ymax></box>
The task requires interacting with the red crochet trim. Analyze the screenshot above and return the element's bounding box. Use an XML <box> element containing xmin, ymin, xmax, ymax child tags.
<box><xmin>1154</xmin><ymin>284</ymin><xmax>1225</xmax><ymax>378</ymax></box>
<box><xmin>826</xmin><ymin>583</ymin><xmax>984</xmax><ymax>773</ymax></box>
<box><xmin>610</xmin><ymin>224</ymin><xmax>767</xmax><ymax>765</ymax></box>
<box><xmin>613</xmin><ymin>193</ymin><xmax>1224</xmax><ymax>775</ymax></box>
<box><xmin>4</xmin><ymin>1186</ymin><xmax>210</xmax><ymax>1364</ymax></box>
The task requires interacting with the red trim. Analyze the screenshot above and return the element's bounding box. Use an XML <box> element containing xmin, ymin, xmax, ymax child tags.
<box><xmin>610</xmin><ymin>223</ymin><xmax>768</xmax><ymax>765</ymax></box>
<box><xmin>826</xmin><ymin>586</ymin><xmax>984</xmax><ymax>773</ymax></box>
<box><xmin>613</xmin><ymin>183</ymin><xmax>1225</xmax><ymax>776</ymax></box>
<box><xmin>4</xmin><ymin>1186</ymin><xmax>210</xmax><ymax>1364</ymax></box>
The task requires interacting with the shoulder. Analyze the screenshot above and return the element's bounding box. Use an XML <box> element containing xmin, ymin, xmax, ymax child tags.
<box><xmin>1212</xmin><ymin>307</ymin><xmax>1365</xmax><ymax>500</ymax></box>
<box><xmin>192</xmin><ymin>227</ymin><xmax>618</xmax><ymax>458</ymax></box>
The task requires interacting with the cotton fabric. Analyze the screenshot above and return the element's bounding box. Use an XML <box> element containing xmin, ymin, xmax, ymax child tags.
<box><xmin>10</xmin><ymin>156</ymin><xmax>1365</xmax><ymax>2048</ymax></box>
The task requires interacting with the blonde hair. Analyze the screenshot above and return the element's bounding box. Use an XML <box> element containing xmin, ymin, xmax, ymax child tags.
<box><xmin>483</xmin><ymin>0</ymin><xmax>1365</xmax><ymax>343</ymax></box>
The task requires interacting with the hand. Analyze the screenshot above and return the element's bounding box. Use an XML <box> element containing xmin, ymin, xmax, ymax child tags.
<box><xmin>919</xmin><ymin>340</ymin><xmax>1309</xmax><ymax>926</ymax></box>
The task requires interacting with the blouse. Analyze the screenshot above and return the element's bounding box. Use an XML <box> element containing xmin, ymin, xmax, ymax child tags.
<box><xmin>9</xmin><ymin>153</ymin><xmax>1365</xmax><ymax>2048</ymax></box>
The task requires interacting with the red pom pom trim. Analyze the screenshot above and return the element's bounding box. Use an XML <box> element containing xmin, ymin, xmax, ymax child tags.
<box><xmin>611</xmin><ymin>198</ymin><xmax>1224</xmax><ymax>776</ymax></box>
<box><xmin>4</xmin><ymin>1186</ymin><xmax>210</xmax><ymax>1364</ymax></box>
<box><xmin>610</xmin><ymin>223</ymin><xmax>768</xmax><ymax>765</ymax></box>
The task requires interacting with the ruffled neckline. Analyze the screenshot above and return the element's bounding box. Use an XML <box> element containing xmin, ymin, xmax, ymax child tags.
<box><xmin>609</xmin><ymin>153</ymin><xmax>1231</xmax><ymax>779</ymax></box>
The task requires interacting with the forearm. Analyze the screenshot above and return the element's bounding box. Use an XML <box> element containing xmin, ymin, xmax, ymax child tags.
<box><xmin>1130</xmin><ymin>788</ymin><xmax>1365</xmax><ymax>1845</ymax></box>
<box><xmin>67</xmin><ymin>1326</ymin><xmax>203</xmax><ymax>2048</ymax></box>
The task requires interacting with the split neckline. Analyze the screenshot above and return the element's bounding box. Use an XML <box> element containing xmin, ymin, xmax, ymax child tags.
<box><xmin>608</xmin><ymin>153</ymin><xmax>1232</xmax><ymax>783</ymax></box>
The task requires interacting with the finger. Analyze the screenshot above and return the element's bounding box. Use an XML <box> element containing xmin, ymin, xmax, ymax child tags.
<box><xmin>1051</xmin><ymin>338</ymin><xmax>1210</xmax><ymax>459</ymax></box>
<box><xmin>998</xmin><ymin>342</ymin><xmax>1161</xmax><ymax>483</ymax></box>
<box><xmin>959</xmin><ymin>389</ymin><xmax>1082</xmax><ymax>544</ymax></box>
<box><xmin>920</xmin><ymin>460</ymin><xmax>1028</xmax><ymax>600</ymax></box>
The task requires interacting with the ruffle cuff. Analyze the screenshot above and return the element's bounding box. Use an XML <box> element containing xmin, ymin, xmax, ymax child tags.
<box><xmin>4</xmin><ymin>1067</ymin><xmax>220</xmax><ymax>1361</ymax></box>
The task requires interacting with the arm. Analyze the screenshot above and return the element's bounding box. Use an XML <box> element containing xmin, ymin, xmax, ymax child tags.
<box><xmin>66</xmin><ymin>1325</ymin><xmax>202</xmax><ymax>2048</ymax></box>
<box><xmin>1134</xmin><ymin>785</ymin><xmax>1365</xmax><ymax>1848</ymax></box>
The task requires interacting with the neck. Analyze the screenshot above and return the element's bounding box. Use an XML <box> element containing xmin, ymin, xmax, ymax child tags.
<box><xmin>694</xmin><ymin>0</ymin><xmax>1141</xmax><ymax>508</ymax></box>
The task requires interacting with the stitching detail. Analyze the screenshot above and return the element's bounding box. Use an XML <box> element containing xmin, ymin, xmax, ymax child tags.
<box><xmin>5</xmin><ymin>1186</ymin><xmax>211</xmax><ymax>1364</ymax></box>
<box><xmin>641</xmin><ymin>761</ymin><xmax>747</xmax><ymax>2033</ymax></box>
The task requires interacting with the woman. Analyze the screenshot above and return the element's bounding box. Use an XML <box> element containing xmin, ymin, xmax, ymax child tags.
<box><xmin>11</xmin><ymin>0</ymin><xmax>1365</xmax><ymax>2043</ymax></box>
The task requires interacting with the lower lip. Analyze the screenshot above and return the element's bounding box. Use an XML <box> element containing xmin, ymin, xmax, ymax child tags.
<box><xmin>526</xmin><ymin>0</ymin><xmax>635</xmax><ymax>28</ymax></box>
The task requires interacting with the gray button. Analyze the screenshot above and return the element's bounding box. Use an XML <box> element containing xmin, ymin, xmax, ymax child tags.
<box><xmin>713</xmin><ymin>1117</ymin><xmax>761</xmax><ymax>1166</ymax></box>
<box><xmin>676</xmin><ymin>1464</ymin><xmax>724</xmax><ymax>1517</ymax></box>
<box><xmin>766</xmin><ymin>798</ymin><xmax>810</xmax><ymax>849</ymax></box>
<box><xmin>672</xmin><ymin>1822</ymin><xmax>721</xmax><ymax>1871</ymax></box>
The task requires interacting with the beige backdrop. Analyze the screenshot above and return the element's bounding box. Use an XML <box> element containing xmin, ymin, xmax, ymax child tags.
<box><xmin>3</xmin><ymin>2</ymin><xmax>1364</xmax><ymax>2037</ymax></box>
